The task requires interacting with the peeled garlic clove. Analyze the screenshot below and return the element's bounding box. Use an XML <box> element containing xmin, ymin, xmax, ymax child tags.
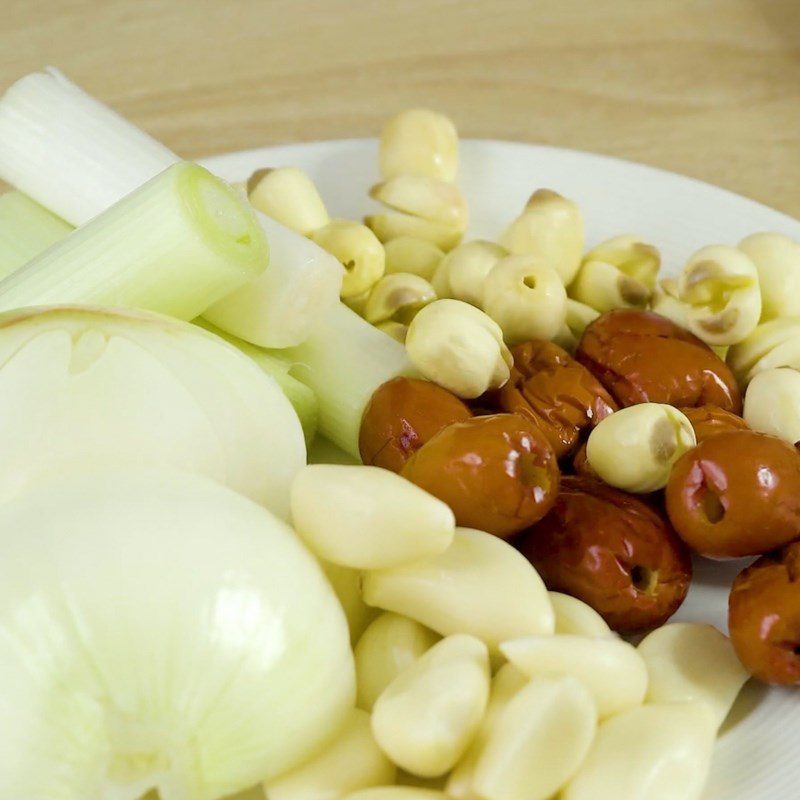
<box><xmin>739</xmin><ymin>232</ymin><xmax>800</xmax><ymax>321</ymax></box>
<box><xmin>355</xmin><ymin>612</ymin><xmax>441</xmax><ymax>712</ymax></box>
<box><xmin>265</xmin><ymin>709</ymin><xmax>395</xmax><ymax>800</ymax></box>
<box><xmin>549</xmin><ymin>591</ymin><xmax>611</xmax><ymax>637</ymax></box>
<box><xmin>310</xmin><ymin>220</ymin><xmax>386</xmax><ymax>299</ymax></box>
<box><xmin>376</xmin><ymin>320</ymin><xmax>409</xmax><ymax>343</ymax></box>
<box><xmin>565</xmin><ymin>298</ymin><xmax>599</xmax><ymax>340</ymax></box>
<box><xmin>291</xmin><ymin>464</ymin><xmax>455</xmax><ymax>570</ymax></box>
<box><xmin>247</xmin><ymin>167</ymin><xmax>330</xmax><ymax>235</ymax></box>
<box><xmin>321</xmin><ymin>560</ymin><xmax>379</xmax><ymax>645</ymax></box>
<box><xmin>363</xmin><ymin>527</ymin><xmax>555</xmax><ymax>650</ymax></box>
<box><xmin>379</xmin><ymin>108</ymin><xmax>459</xmax><ymax>182</ymax></box>
<box><xmin>482</xmin><ymin>255</ymin><xmax>568</xmax><ymax>343</ymax></box>
<box><xmin>473</xmin><ymin>676</ymin><xmax>597</xmax><ymax>800</ymax></box>
<box><xmin>677</xmin><ymin>245</ymin><xmax>761</xmax><ymax>346</ymax></box>
<box><xmin>481</xmin><ymin>663</ymin><xmax>530</xmax><ymax>723</ymax></box>
<box><xmin>384</xmin><ymin>236</ymin><xmax>445</xmax><ymax>280</ymax></box>
<box><xmin>344</xmin><ymin>788</ymin><xmax>450</xmax><ymax>800</ymax></box>
<box><xmin>443</xmin><ymin>240</ymin><xmax>508</xmax><ymax>306</ymax></box>
<box><xmin>0</xmin><ymin>469</ymin><xmax>355</xmax><ymax>799</ymax></box>
<box><xmin>561</xmin><ymin>704</ymin><xmax>717</xmax><ymax>800</ymax></box>
<box><xmin>365</xmin><ymin>273</ymin><xmax>436</xmax><ymax>325</ymax></box>
<box><xmin>744</xmin><ymin>367</ymin><xmax>800</xmax><ymax>444</ymax></box>
<box><xmin>586</xmin><ymin>403</ymin><xmax>696</xmax><ymax>493</ymax></box>
<box><xmin>446</xmin><ymin>664</ymin><xmax>529</xmax><ymax>799</ymax></box>
<box><xmin>637</xmin><ymin>622</ymin><xmax>749</xmax><ymax>730</ymax></box>
<box><xmin>570</xmin><ymin>259</ymin><xmax>652</xmax><ymax>313</ymax></box>
<box><xmin>405</xmin><ymin>299</ymin><xmax>512</xmax><ymax>398</ymax></box>
<box><xmin>498</xmin><ymin>189</ymin><xmax>585</xmax><ymax>284</ymax></box>
<box><xmin>365</xmin><ymin>212</ymin><xmax>463</xmax><ymax>252</ymax></box>
<box><xmin>371</xmin><ymin>634</ymin><xmax>490</xmax><ymax>777</ymax></box>
<box><xmin>500</xmin><ymin>634</ymin><xmax>648</xmax><ymax>718</ymax></box>
<box><xmin>371</xmin><ymin>175</ymin><xmax>468</xmax><ymax>230</ymax></box>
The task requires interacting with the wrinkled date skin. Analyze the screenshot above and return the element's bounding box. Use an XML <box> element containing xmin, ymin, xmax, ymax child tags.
<box><xmin>679</xmin><ymin>405</ymin><xmax>749</xmax><ymax>443</ymax></box>
<box><xmin>576</xmin><ymin>309</ymin><xmax>742</xmax><ymax>413</ymax></box>
<box><xmin>729</xmin><ymin>541</ymin><xmax>800</xmax><ymax>685</ymax></box>
<box><xmin>517</xmin><ymin>476</ymin><xmax>692</xmax><ymax>633</ymax></box>
<box><xmin>401</xmin><ymin>413</ymin><xmax>560</xmax><ymax>538</ymax></box>
<box><xmin>359</xmin><ymin>377</ymin><xmax>472</xmax><ymax>472</ymax></box>
<box><xmin>666</xmin><ymin>430</ymin><xmax>800</xmax><ymax>558</ymax></box>
<box><xmin>491</xmin><ymin>339</ymin><xmax>618</xmax><ymax>459</ymax></box>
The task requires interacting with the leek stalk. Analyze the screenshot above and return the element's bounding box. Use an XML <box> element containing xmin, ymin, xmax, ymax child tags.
<box><xmin>280</xmin><ymin>303</ymin><xmax>415</xmax><ymax>457</ymax></box>
<box><xmin>194</xmin><ymin>319</ymin><xmax>319</xmax><ymax>444</ymax></box>
<box><xmin>202</xmin><ymin>214</ymin><xmax>344</xmax><ymax>349</ymax></box>
<box><xmin>0</xmin><ymin>68</ymin><xmax>342</xmax><ymax>347</ymax></box>
<box><xmin>0</xmin><ymin>68</ymin><xmax>179</xmax><ymax>223</ymax></box>
<box><xmin>0</xmin><ymin>192</ymin><xmax>71</xmax><ymax>277</ymax></box>
<box><xmin>0</xmin><ymin>162</ymin><xmax>268</xmax><ymax>320</ymax></box>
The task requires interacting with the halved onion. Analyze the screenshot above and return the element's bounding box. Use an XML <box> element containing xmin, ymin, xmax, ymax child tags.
<box><xmin>0</xmin><ymin>468</ymin><xmax>355</xmax><ymax>800</ymax></box>
<box><xmin>0</xmin><ymin>305</ymin><xmax>305</xmax><ymax>517</ymax></box>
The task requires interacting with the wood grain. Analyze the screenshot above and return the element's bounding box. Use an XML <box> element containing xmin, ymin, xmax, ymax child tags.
<box><xmin>2</xmin><ymin>0</ymin><xmax>800</xmax><ymax>216</ymax></box>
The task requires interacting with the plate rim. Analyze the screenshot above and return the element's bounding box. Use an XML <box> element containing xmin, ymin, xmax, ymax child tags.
<box><xmin>202</xmin><ymin>136</ymin><xmax>800</xmax><ymax>230</ymax></box>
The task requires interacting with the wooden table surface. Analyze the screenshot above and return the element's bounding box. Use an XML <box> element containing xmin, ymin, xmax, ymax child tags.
<box><xmin>3</xmin><ymin>0</ymin><xmax>800</xmax><ymax>217</ymax></box>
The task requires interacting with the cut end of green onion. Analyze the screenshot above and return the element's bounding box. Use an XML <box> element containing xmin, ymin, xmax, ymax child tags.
<box><xmin>203</xmin><ymin>214</ymin><xmax>344</xmax><ymax>349</ymax></box>
<box><xmin>180</xmin><ymin>163</ymin><xmax>269</xmax><ymax>279</ymax></box>
<box><xmin>0</xmin><ymin>162</ymin><xmax>269</xmax><ymax>321</ymax></box>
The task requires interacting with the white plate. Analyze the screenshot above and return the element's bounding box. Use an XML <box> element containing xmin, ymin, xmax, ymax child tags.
<box><xmin>204</xmin><ymin>140</ymin><xmax>800</xmax><ymax>800</ymax></box>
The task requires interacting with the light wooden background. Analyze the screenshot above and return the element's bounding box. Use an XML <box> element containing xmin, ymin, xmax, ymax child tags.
<box><xmin>2</xmin><ymin>0</ymin><xmax>800</xmax><ymax>216</ymax></box>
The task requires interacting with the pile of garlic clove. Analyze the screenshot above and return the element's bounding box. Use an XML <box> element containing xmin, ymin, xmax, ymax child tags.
<box><xmin>239</xmin><ymin>463</ymin><xmax>753</xmax><ymax>800</ymax></box>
